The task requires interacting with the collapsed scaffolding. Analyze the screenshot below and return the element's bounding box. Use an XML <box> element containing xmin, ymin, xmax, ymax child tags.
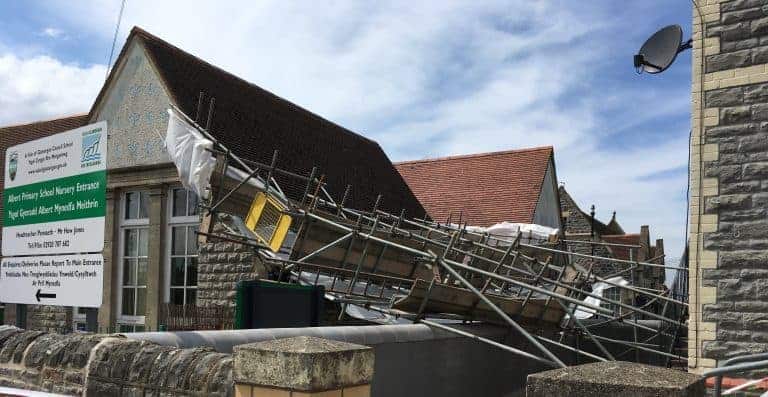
<box><xmin>169</xmin><ymin>100</ymin><xmax>689</xmax><ymax>370</ymax></box>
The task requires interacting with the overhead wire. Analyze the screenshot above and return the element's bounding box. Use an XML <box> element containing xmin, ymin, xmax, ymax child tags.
<box><xmin>105</xmin><ymin>0</ymin><xmax>127</xmax><ymax>80</ymax></box>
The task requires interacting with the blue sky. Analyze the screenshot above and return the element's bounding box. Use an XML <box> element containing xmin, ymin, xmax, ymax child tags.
<box><xmin>0</xmin><ymin>1</ymin><xmax>693</xmax><ymax>266</ymax></box>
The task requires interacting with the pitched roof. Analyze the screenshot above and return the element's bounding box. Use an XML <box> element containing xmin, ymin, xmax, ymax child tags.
<box><xmin>558</xmin><ymin>185</ymin><xmax>624</xmax><ymax>235</ymax></box>
<box><xmin>99</xmin><ymin>27</ymin><xmax>424</xmax><ymax>217</ymax></box>
<box><xmin>394</xmin><ymin>147</ymin><xmax>554</xmax><ymax>227</ymax></box>
<box><xmin>605</xmin><ymin>213</ymin><xmax>625</xmax><ymax>235</ymax></box>
<box><xmin>602</xmin><ymin>234</ymin><xmax>641</xmax><ymax>261</ymax></box>
<box><xmin>0</xmin><ymin>114</ymin><xmax>89</xmax><ymax>230</ymax></box>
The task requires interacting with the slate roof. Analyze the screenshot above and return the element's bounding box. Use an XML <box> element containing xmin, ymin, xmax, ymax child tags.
<box><xmin>394</xmin><ymin>147</ymin><xmax>554</xmax><ymax>227</ymax></box>
<box><xmin>0</xmin><ymin>114</ymin><xmax>89</xmax><ymax>230</ymax></box>
<box><xmin>95</xmin><ymin>27</ymin><xmax>425</xmax><ymax>217</ymax></box>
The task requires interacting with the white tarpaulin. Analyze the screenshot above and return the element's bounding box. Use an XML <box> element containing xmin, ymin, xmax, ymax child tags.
<box><xmin>572</xmin><ymin>276</ymin><xmax>630</xmax><ymax>319</ymax></box>
<box><xmin>165</xmin><ymin>108</ymin><xmax>217</xmax><ymax>200</ymax></box>
<box><xmin>458</xmin><ymin>222</ymin><xmax>559</xmax><ymax>245</ymax></box>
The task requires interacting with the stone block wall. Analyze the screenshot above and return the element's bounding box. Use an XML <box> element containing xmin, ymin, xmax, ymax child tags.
<box><xmin>690</xmin><ymin>0</ymin><xmax>768</xmax><ymax>373</ymax></box>
<box><xmin>0</xmin><ymin>325</ymin><xmax>233</xmax><ymax>396</ymax></box>
<box><xmin>2</xmin><ymin>304</ymin><xmax>73</xmax><ymax>334</ymax></box>
<box><xmin>86</xmin><ymin>338</ymin><xmax>233</xmax><ymax>396</ymax></box>
<box><xmin>27</xmin><ymin>305</ymin><xmax>72</xmax><ymax>333</ymax></box>
<box><xmin>197</xmin><ymin>215</ymin><xmax>269</xmax><ymax>308</ymax></box>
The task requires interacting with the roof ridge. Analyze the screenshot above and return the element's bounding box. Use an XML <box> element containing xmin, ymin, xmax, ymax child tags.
<box><xmin>0</xmin><ymin>113</ymin><xmax>89</xmax><ymax>130</ymax></box>
<box><xmin>130</xmin><ymin>26</ymin><xmax>377</xmax><ymax>146</ymax></box>
<box><xmin>394</xmin><ymin>146</ymin><xmax>553</xmax><ymax>165</ymax></box>
<box><xmin>603</xmin><ymin>233</ymin><xmax>641</xmax><ymax>238</ymax></box>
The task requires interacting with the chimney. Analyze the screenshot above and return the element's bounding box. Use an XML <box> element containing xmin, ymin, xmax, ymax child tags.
<box><xmin>655</xmin><ymin>238</ymin><xmax>665</xmax><ymax>264</ymax></box>
<box><xmin>638</xmin><ymin>225</ymin><xmax>650</xmax><ymax>261</ymax></box>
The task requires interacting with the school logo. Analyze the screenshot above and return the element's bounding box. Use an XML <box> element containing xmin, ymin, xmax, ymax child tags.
<box><xmin>8</xmin><ymin>151</ymin><xmax>17</xmax><ymax>181</ymax></box>
<box><xmin>81</xmin><ymin>129</ymin><xmax>102</xmax><ymax>164</ymax></box>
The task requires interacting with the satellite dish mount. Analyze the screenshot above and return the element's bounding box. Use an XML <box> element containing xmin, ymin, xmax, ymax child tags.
<box><xmin>634</xmin><ymin>25</ymin><xmax>691</xmax><ymax>74</ymax></box>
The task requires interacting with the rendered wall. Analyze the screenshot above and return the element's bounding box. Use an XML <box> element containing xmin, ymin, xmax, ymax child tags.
<box><xmin>533</xmin><ymin>160</ymin><xmax>563</xmax><ymax>230</ymax></box>
<box><xmin>91</xmin><ymin>40</ymin><xmax>172</xmax><ymax>169</ymax></box>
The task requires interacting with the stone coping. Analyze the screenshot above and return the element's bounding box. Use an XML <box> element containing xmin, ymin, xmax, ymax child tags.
<box><xmin>233</xmin><ymin>336</ymin><xmax>374</xmax><ymax>392</ymax></box>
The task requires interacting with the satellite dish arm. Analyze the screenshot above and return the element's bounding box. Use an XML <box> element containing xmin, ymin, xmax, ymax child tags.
<box><xmin>678</xmin><ymin>38</ymin><xmax>692</xmax><ymax>53</ymax></box>
<box><xmin>633</xmin><ymin>54</ymin><xmax>663</xmax><ymax>71</ymax></box>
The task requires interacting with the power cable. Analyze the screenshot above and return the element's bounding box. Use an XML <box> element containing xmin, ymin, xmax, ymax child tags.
<box><xmin>105</xmin><ymin>0</ymin><xmax>127</xmax><ymax>80</ymax></box>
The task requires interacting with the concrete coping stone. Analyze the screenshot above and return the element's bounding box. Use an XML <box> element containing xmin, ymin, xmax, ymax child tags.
<box><xmin>233</xmin><ymin>335</ymin><xmax>373</xmax><ymax>392</ymax></box>
<box><xmin>526</xmin><ymin>361</ymin><xmax>705</xmax><ymax>397</ymax></box>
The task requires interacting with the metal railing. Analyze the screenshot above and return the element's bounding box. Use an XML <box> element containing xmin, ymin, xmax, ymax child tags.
<box><xmin>704</xmin><ymin>352</ymin><xmax>768</xmax><ymax>396</ymax></box>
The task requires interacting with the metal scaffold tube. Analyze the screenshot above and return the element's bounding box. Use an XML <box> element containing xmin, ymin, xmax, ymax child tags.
<box><xmin>173</xmin><ymin>102</ymin><xmax>687</xmax><ymax>370</ymax></box>
<box><xmin>436</xmin><ymin>256</ymin><xmax>567</xmax><ymax>368</ymax></box>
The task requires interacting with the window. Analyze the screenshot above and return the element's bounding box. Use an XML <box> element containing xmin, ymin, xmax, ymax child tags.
<box><xmin>122</xmin><ymin>228</ymin><xmax>148</xmax><ymax>316</ymax></box>
<box><xmin>73</xmin><ymin>307</ymin><xmax>87</xmax><ymax>332</ymax></box>
<box><xmin>118</xmin><ymin>191</ymin><xmax>149</xmax><ymax>331</ymax></box>
<box><xmin>125</xmin><ymin>191</ymin><xmax>149</xmax><ymax>220</ymax></box>
<box><xmin>167</xmin><ymin>188</ymin><xmax>199</xmax><ymax>307</ymax></box>
<box><xmin>601</xmin><ymin>287</ymin><xmax>622</xmax><ymax>317</ymax></box>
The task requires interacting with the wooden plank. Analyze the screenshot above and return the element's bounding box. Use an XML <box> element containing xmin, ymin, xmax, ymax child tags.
<box><xmin>393</xmin><ymin>279</ymin><xmax>566</xmax><ymax>327</ymax></box>
<box><xmin>291</xmin><ymin>218</ymin><xmax>437</xmax><ymax>280</ymax></box>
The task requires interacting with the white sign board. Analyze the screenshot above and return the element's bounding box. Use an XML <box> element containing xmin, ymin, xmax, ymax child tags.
<box><xmin>0</xmin><ymin>254</ymin><xmax>104</xmax><ymax>307</ymax></box>
<box><xmin>2</xmin><ymin>122</ymin><xmax>107</xmax><ymax>256</ymax></box>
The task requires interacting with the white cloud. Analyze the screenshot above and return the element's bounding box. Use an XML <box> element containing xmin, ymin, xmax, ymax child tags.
<box><xmin>40</xmin><ymin>27</ymin><xmax>65</xmax><ymax>39</ymax></box>
<box><xmin>10</xmin><ymin>1</ymin><xmax>691</xmax><ymax>261</ymax></box>
<box><xmin>0</xmin><ymin>54</ymin><xmax>105</xmax><ymax>125</ymax></box>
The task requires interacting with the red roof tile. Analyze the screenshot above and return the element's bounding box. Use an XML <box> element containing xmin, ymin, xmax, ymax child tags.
<box><xmin>394</xmin><ymin>147</ymin><xmax>554</xmax><ymax>227</ymax></box>
<box><xmin>602</xmin><ymin>234</ymin><xmax>642</xmax><ymax>261</ymax></box>
<box><xmin>0</xmin><ymin>114</ymin><xmax>89</xmax><ymax>229</ymax></box>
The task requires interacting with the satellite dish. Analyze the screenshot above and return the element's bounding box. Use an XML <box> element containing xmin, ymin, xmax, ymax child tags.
<box><xmin>634</xmin><ymin>25</ymin><xmax>691</xmax><ymax>74</ymax></box>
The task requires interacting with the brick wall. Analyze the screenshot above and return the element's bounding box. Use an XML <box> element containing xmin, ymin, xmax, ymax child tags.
<box><xmin>690</xmin><ymin>0</ymin><xmax>768</xmax><ymax>373</ymax></box>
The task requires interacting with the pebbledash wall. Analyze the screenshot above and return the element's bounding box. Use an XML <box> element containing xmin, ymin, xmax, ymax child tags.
<box><xmin>689</xmin><ymin>0</ymin><xmax>768</xmax><ymax>374</ymax></box>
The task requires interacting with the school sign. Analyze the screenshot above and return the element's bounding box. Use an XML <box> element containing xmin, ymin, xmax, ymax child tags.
<box><xmin>1</xmin><ymin>122</ymin><xmax>107</xmax><ymax>307</ymax></box>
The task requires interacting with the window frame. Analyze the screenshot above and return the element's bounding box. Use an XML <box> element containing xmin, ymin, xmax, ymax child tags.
<box><xmin>116</xmin><ymin>190</ymin><xmax>150</xmax><ymax>329</ymax></box>
<box><xmin>600</xmin><ymin>287</ymin><xmax>622</xmax><ymax>317</ymax></box>
<box><xmin>164</xmin><ymin>187</ymin><xmax>200</xmax><ymax>306</ymax></box>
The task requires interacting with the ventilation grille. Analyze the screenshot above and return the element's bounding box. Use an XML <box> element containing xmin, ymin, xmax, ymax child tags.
<box><xmin>255</xmin><ymin>200</ymin><xmax>282</xmax><ymax>244</ymax></box>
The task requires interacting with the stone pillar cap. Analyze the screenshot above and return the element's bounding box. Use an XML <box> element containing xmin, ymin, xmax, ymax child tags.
<box><xmin>234</xmin><ymin>336</ymin><xmax>374</xmax><ymax>392</ymax></box>
<box><xmin>527</xmin><ymin>361</ymin><xmax>704</xmax><ymax>396</ymax></box>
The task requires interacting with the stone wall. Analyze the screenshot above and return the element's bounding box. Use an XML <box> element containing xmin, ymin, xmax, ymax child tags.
<box><xmin>3</xmin><ymin>304</ymin><xmax>73</xmax><ymax>334</ymax></box>
<box><xmin>559</xmin><ymin>186</ymin><xmax>595</xmax><ymax>235</ymax></box>
<box><xmin>197</xmin><ymin>214</ymin><xmax>268</xmax><ymax>308</ymax></box>
<box><xmin>559</xmin><ymin>186</ymin><xmax>634</xmax><ymax>277</ymax></box>
<box><xmin>27</xmin><ymin>305</ymin><xmax>72</xmax><ymax>333</ymax></box>
<box><xmin>0</xmin><ymin>326</ymin><xmax>106</xmax><ymax>395</ymax></box>
<box><xmin>689</xmin><ymin>0</ymin><xmax>768</xmax><ymax>373</ymax></box>
<box><xmin>0</xmin><ymin>326</ymin><xmax>233</xmax><ymax>396</ymax></box>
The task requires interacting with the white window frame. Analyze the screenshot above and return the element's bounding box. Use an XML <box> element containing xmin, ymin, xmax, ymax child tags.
<box><xmin>116</xmin><ymin>191</ymin><xmax>150</xmax><ymax>330</ymax></box>
<box><xmin>164</xmin><ymin>187</ymin><xmax>200</xmax><ymax>305</ymax></box>
<box><xmin>601</xmin><ymin>287</ymin><xmax>622</xmax><ymax>317</ymax></box>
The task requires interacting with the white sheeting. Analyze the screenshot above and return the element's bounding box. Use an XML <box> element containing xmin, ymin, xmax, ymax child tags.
<box><xmin>165</xmin><ymin>108</ymin><xmax>217</xmax><ymax>200</ymax></box>
<box><xmin>572</xmin><ymin>276</ymin><xmax>630</xmax><ymax>319</ymax></box>
<box><xmin>458</xmin><ymin>222</ymin><xmax>559</xmax><ymax>245</ymax></box>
